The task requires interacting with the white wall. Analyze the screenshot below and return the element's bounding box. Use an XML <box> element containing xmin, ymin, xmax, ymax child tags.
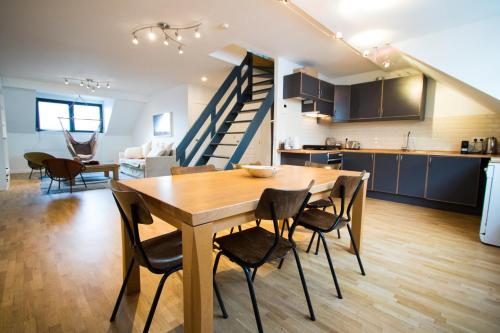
<box><xmin>0</xmin><ymin>80</ymin><xmax>9</xmax><ymax>190</ymax></box>
<box><xmin>3</xmin><ymin>85</ymin><xmax>143</xmax><ymax>173</ymax></box>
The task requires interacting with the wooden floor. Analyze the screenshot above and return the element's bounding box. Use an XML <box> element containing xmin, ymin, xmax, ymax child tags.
<box><xmin>1</xmin><ymin>176</ymin><xmax>500</xmax><ymax>333</ymax></box>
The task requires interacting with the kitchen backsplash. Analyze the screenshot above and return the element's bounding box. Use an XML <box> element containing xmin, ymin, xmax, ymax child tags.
<box><xmin>329</xmin><ymin>80</ymin><xmax>500</xmax><ymax>151</ymax></box>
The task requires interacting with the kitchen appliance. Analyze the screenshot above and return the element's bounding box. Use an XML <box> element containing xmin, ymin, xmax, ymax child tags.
<box><xmin>303</xmin><ymin>144</ymin><xmax>337</xmax><ymax>150</ymax></box>
<box><xmin>285</xmin><ymin>137</ymin><xmax>300</xmax><ymax>149</ymax></box>
<box><xmin>480</xmin><ymin>157</ymin><xmax>500</xmax><ymax>247</ymax></box>
<box><xmin>460</xmin><ymin>140</ymin><xmax>469</xmax><ymax>154</ymax></box>
<box><xmin>325</xmin><ymin>137</ymin><xmax>336</xmax><ymax>146</ymax></box>
<box><xmin>485</xmin><ymin>137</ymin><xmax>497</xmax><ymax>154</ymax></box>
<box><xmin>345</xmin><ymin>141</ymin><xmax>361</xmax><ymax>150</ymax></box>
<box><xmin>302</xmin><ymin>145</ymin><xmax>342</xmax><ymax>167</ymax></box>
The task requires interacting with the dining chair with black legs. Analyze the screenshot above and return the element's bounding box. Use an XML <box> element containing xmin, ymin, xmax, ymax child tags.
<box><xmin>281</xmin><ymin>171</ymin><xmax>366</xmax><ymax>300</ymax></box>
<box><xmin>213</xmin><ymin>181</ymin><xmax>316</xmax><ymax>333</ymax></box>
<box><xmin>109</xmin><ymin>182</ymin><xmax>183</xmax><ymax>333</ymax></box>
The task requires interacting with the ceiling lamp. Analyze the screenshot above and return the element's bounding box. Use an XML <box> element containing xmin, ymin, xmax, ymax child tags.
<box><xmin>63</xmin><ymin>78</ymin><xmax>111</xmax><ymax>92</ymax></box>
<box><xmin>382</xmin><ymin>59</ymin><xmax>391</xmax><ymax>69</ymax></box>
<box><xmin>131</xmin><ymin>22</ymin><xmax>201</xmax><ymax>51</ymax></box>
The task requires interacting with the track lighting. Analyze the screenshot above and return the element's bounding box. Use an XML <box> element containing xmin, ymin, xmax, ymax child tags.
<box><xmin>132</xmin><ymin>35</ymin><xmax>139</xmax><ymax>45</ymax></box>
<box><xmin>163</xmin><ymin>37</ymin><xmax>169</xmax><ymax>46</ymax></box>
<box><xmin>382</xmin><ymin>60</ymin><xmax>391</xmax><ymax>69</ymax></box>
<box><xmin>178</xmin><ymin>46</ymin><xmax>183</xmax><ymax>54</ymax></box>
<box><xmin>130</xmin><ymin>22</ymin><xmax>201</xmax><ymax>53</ymax></box>
<box><xmin>175</xmin><ymin>30</ymin><xmax>182</xmax><ymax>41</ymax></box>
<box><xmin>194</xmin><ymin>27</ymin><xmax>201</xmax><ymax>39</ymax></box>
<box><xmin>201</xmin><ymin>76</ymin><xmax>207</xmax><ymax>82</ymax></box>
<box><xmin>334</xmin><ymin>31</ymin><xmax>343</xmax><ymax>39</ymax></box>
<box><xmin>148</xmin><ymin>28</ymin><xmax>156</xmax><ymax>41</ymax></box>
<box><xmin>64</xmin><ymin>78</ymin><xmax>69</xmax><ymax>85</ymax></box>
<box><xmin>363</xmin><ymin>50</ymin><xmax>370</xmax><ymax>57</ymax></box>
<box><xmin>106</xmin><ymin>82</ymin><xmax>111</xmax><ymax>89</ymax></box>
<box><xmin>62</xmin><ymin>78</ymin><xmax>111</xmax><ymax>92</ymax></box>
<box><xmin>96</xmin><ymin>82</ymin><xmax>100</xmax><ymax>89</ymax></box>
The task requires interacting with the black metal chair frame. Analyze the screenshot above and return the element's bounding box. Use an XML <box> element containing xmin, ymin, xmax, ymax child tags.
<box><xmin>213</xmin><ymin>186</ymin><xmax>316</xmax><ymax>333</ymax></box>
<box><xmin>281</xmin><ymin>174</ymin><xmax>366</xmax><ymax>300</ymax></box>
<box><xmin>109</xmin><ymin>189</ymin><xmax>182</xmax><ymax>333</ymax></box>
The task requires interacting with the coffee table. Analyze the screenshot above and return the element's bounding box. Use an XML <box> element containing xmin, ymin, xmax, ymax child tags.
<box><xmin>82</xmin><ymin>163</ymin><xmax>119</xmax><ymax>180</ymax></box>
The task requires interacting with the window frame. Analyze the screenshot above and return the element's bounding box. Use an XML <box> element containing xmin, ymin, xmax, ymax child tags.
<box><xmin>35</xmin><ymin>97</ymin><xmax>104</xmax><ymax>133</ymax></box>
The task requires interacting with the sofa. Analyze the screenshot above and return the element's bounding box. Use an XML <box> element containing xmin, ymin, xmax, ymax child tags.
<box><xmin>119</xmin><ymin>140</ymin><xmax>178</xmax><ymax>178</ymax></box>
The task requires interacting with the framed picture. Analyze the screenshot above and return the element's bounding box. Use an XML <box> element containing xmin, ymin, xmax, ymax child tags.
<box><xmin>153</xmin><ymin>112</ymin><xmax>172</xmax><ymax>136</ymax></box>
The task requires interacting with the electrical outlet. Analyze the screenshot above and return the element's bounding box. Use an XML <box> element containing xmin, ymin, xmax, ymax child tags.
<box><xmin>472</xmin><ymin>137</ymin><xmax>485</xmax><ymax>142</ymax></box>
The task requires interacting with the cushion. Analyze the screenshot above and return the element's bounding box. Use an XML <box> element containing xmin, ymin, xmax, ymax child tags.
<box><xmin>147</xmin><ymin>146</ymin><xmax>167</xmax><ymax>158</ymax></box>
<box><xmin>119</xmin><ymin>158</ymin><xmax>145</xmax><ymax>169</ymax></box>
<box><xmin>148</xmin><ymin>141</ymin><xmax>173</xmax><ymax>157</ymax></box>
<box><xmin>124</xmin><ymin>146</ymin><xmax>143</xmax><ymax>159</ymax></box>
<box><xmin>141</xmin><ymin>141</ymin><xmax>152</xmax><ymax>157</ymax></box>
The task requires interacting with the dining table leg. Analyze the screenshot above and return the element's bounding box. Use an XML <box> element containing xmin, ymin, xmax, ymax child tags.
<box><xmin>182</xmin><ymin>222</ymin><xmax>214</xmax><ymax>333</ymax></box>
<box><xmin>350</xmin><ymin>178</ymin><xmax>368</xmax><ymax>255</ymax></box>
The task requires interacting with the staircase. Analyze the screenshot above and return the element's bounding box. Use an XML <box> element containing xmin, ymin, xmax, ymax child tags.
<box><xmin>176</xmin><ymin>53</ymin><xmax>274</xmax><ymax>169</ymax></box>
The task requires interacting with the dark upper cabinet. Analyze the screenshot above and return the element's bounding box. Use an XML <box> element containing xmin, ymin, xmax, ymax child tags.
<box><xmin>426</xmin><ymin>156</ymin><xmax>481</xmax><ymax>206</ymax></box>
<box><xmin>397</xmin><ymin>154</ymin><xmax>427</xmax><ymax>197</ymax></box>
<box><xmin>349</xmin><ymin>81</ymin><xmax>382</xmax><ymax>120</ymax></box>
<box><xmin>283</xmin><ymin>72</ymin><xmax>318</xmax><ymax>100</ymax></box>
<box><xmin>342</xmin><ymin>152</ymin><xmax>374</xmax><ymax>189</ymax></box>
<box><xmin>302</xmin><ymin>99</ymin><xmax>333</xmax><ymax>116</ymax></box>
<box><xmin>372</xmin><ymin>154</ymin><xmax>399</xmax><ymax>194</ymax></box>
<box><xmin>319</xmin><ymin>80</ymin><xmax>335</xmax><ymax>102</ymax></box>
<box><xmin>333</xmin><ymin>85</ymin><xmax>350</xmax><ymax>122</ymax></box>
<box><xmin>382</xmin><ymin>75</ymin><xmax>427</xmax><ymax>119</ymax></box>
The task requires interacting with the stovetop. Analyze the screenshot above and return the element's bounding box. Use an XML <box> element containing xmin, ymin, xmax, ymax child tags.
<box><xmin>302</xmin><ymin>145</ymin><xmax>339</xmax><ymax>150</ymax></box>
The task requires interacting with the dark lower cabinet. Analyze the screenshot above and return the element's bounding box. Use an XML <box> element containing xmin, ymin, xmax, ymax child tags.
<box><xmin>426</xmin><ymin>156</ymin><xmax>481</xmax><ymax>206</ymax></box>
<box><xmin>280</xmin><ymin>153</ymin><xmax>309</xmax><ymax>166</ymax></box>
<box><xmin>342</xmin><ymin>152</ymin><xmax>374</xmax><ymax>189</ymax></box>
<box><xmin>310</xmin><ymin>153</ymin><xmax>328</xmax><ymax>164</ymax></box>
<box><xmin>397</xmin><ymin>154</ymin><xmax>428</xmax><ymax>198</ymax></box>
<box><xmin>373</xmin><ymin>154</ymin><xmax>399</xmax><ymax>193</ymax></box>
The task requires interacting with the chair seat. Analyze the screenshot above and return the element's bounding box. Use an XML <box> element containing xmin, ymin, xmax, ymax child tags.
<box><xmin>140</xmin><ymin>230</ymin><xmax>183</xmax><ymax>272</ymax></box>
<box><xmin>299</xmin><ymin>209</ymin><xmax>348</xmax><ymax>232</ymax></box>
<box><xmin>306</xmin><ymin>198</ymin><xmax>333</xmax><ymax>209</ymax></box>
<box><xmin>215</xmin><ymin>227</ymin><xmax>292</xmax><ymax>267</ymax></box>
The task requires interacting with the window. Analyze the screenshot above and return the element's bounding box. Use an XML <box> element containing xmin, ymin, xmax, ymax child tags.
<box><xmin>36</xmin><ymin>98</ymin><xmax>103</xmax><ymax>132</ymax></box>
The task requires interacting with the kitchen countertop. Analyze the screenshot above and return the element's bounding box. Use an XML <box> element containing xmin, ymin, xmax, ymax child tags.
<box><xmin>278</xmin><ymin>148</ymin><xmax>498</xmax><ymax>158</ymax></box>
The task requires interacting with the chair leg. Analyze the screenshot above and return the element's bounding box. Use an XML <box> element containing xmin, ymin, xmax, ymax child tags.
<box><xmin>256</xmin><ymin>219</ymin><xmax>261</xmax><ymax>227</ymax></box>
<box><xmin>143</xmin><ymin>273</ymin><xmax>169</xmax><ymax>333</ymax></box>
<box><xmin>110</xmin><ymin>258</ymin><xmax>135</xmax><ymax>321</ymax></box>
<box><xmin>213</xmin><ymin>252</ymin><xmax>228</xmax><ymax>318</ymax></box>
<box><xmin>251</xmin><ymin>267</ymin><xmax>258</xmax><ymax>282</ymax></box>
<box><xmin>292</xmin><ymin>248</ymin><xmax>316</xmax><ymax>321</ymax></box>
<box><xmin>337</xmin><ymin>229</ymin><xmax>341</xmax><ymax>239</ymax></box>
<box><xmin>80</xmin><ymin>174</ymin><xmax>87</xmax><ymax>188</ymax></box>
<box><xmin>306</xmin><ymin>232</ymin><xmax>316</xmax><ymax>253</ymax></box>
<box><xmin>39</xmin><ymin>169</ymin><xmax>43</xmax><ymax>180</ymax></box>
<box><xmin>58</xmin><ymin>180</ymin><xmax>61</xmax><ymax>190</ymax></box>
<box><xmin>346</xmin><ymin>224</ymin><xmax>366</xmax><ymax>276</ymax></box>
<box><xmin>243</xmin><ymin>266</ymin><xmax>264</xmax><ymax>333</ymax></box>
<box><xmin>47</xmin><ymin>179</ymin><xmax>53</xmax><ymax>194</ymax></box>
<box><xmin>314</xmin><ymin>234</ymin><xmax>321</xmax><ymax>255</ymax></box>
<box><xmin>29</xmin><ymin>169</ymin><xmax>33</xmax><ymax>179</ymax></box>
<box><xmin>318</xmin><ymin>232</ymin><xmax>343</xmax><ymax>299</ymax></box>
<box><xmin>229</xmin><ymin>227</ymin><xmax>235</xmax><ymax>235</ymax></box>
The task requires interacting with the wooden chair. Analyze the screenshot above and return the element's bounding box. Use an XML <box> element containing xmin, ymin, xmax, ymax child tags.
<box><xmin>295</xmin><ymin>172</ymin><xmax>367</xmax><ymax>300</ymax></box>
<box><xmin>109</xmin><ymin>183</ymin><xmax>183</xmax><ymax>333</ymax></box>
<box><xmin>213</xmin><ymin>181</ymin><xmax>316</xmax><ymax>333</ymax></box>
<box><xmin>24</xmin><ymin>152</ymin><xmax>55</xmax><ymax>179</ymax></box>
<box><xmin>304</xmin><ymin>161</ymin><xmax>342</xmax><ymax>255</ymax></box>
<box><xmin>43</xmin><ymin>158</ymin><xmax>86</xmax><ymax>193</ymax></box>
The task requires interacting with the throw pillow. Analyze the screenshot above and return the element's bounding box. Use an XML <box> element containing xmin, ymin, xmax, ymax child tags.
<box><xmin>141</xmin><ymin>141</ymin><xmax>152</xmax><ymax>157</ymax></box>
<box><xmin>124</xmin><ymin>146</ymin><xmax>143</xmax><ymax>159</ymax></box>
<box><xmin>147</xmin><ymin>146</ymin><xmax>166</xmax><ymax>158</ymax></box>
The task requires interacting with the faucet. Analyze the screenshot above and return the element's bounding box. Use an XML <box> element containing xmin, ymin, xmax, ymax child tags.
<box><xmin>402</xmin><ymin>131</ymin><xmax>411</xmax><ymax>151</ymax></box>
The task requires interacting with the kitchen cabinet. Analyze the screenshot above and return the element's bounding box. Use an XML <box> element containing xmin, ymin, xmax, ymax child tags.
<box><xmin>426</xmin><ymin>156</ymin><xmax>481</xmax><ymax>206</ymax></box>
<box><xmin>381</xmin><ymin>75</ymin><xmax>426</xmax><ymax>119</ymax></box>
<box><xmin>397</xmin><ymin>154</ymin><xmax>427</xmax><ymax>198</ymax></box>
<box><xmin>332</xmin><ymin>85</ymin><xmax>350</xmax><ymax>122</ymax></box>
<box><xmin>372</xmin><ymin>154</ymin><xmax>399</xmax><ymax>194</ymax></box>
<box><xmin>302</xmin><ymin>99</ymin><xmax>333</xmax><ymax>116</ymax></box>
<box><xmin>283</xmin><ymin>72</ymin><xmax>319</xmax><ymax>100</ymax></box>
<box><xmin>319</xmin><ymin>80</ymin><xmax>335</xmax><ymax>102</ymax></box>
<box><xmin>342</xmin><ymin>152</ymin><xmax>374</xmax><ymax>189</ymax></box>
<box><xmin>349</xmin><ymin>81</ymin><xmax>382</xmax><ymax>120</ymax></box>
<box><xmin>310</xmin><ymin>153</ymin><xmax>328</xmax><ymax>164</ymax></box>
<box><xmin>280</xmin><ymin>152</ymin><xmax>310</xmax><ymax>166</ymax></box>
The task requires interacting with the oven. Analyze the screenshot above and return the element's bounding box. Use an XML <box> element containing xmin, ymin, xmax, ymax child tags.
<box><xmin>328</xmin><ymin>152</ymin><xmax>343</xmax><ymax>168</ymax></box>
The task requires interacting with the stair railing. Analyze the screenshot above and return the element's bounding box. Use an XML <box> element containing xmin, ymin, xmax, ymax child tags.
<box><xmin>176</xmin><ymin>52</ymin><xmax>253</xmax><ymax>166</ymax></box>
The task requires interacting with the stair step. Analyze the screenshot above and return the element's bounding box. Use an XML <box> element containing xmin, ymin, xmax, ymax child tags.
<box><xmin>253</xmin><ymin>79</ymin><xmax>274</xmax><ymax>86</ymax></box>
<box><xmin>226</xmin><ymin>120</ymin><xmax>252</xmax><ymax>124</ymax></box>
<box><xmin>254</xmin><ymin>66</ymin><xmax>274</xmax><ymax>73</ymax></box>
<box><xmin>238</xmin><ymin>109</ymin><xmax>259</xmax><ymax>113</ymax></box>
<box><xmin>203</xmin><ymin>154</ymin><xmax>230</xmax><ymax>159</ymax></box>
<box><xmin>244</xmin><ymin>98</ymin><xmax>265</xmax><ymax>104</ymax></box>
<box><xmin>253</xmin><ymin>73</ymin><xmax>273</xmax><ymax>78</ymax></box>
<box><xmin>253</xmin><ymin>88</ymin><xmax>272</xmax><ymax>94</ymax></box>
<box><xmin>218</xmin><ymin>131</ymin><xmax>246</xmax><ymax>134</ymax></box>
<box><xmin>210</xmin><ymin>143</ymin><xmax>237</xmax><ymax>146</ymax></box>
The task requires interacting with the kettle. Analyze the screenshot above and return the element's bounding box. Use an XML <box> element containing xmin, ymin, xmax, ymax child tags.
<box><xmin>485</xmin><ymin>137</ymin><xmax>497</xmax><ymax>154</ymax></box>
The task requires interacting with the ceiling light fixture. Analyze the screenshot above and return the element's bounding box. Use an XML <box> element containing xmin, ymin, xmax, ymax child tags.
<box><xmin>130</xmin><ymin>22</ymin><xmax>201</xmax><ymax>52</ymax></box>
<box><xmin>362</xmin><ymin>49</ymin><xmax>370</xmax><ymax>57</ymax></box>
<box><xmin>334</xmin><ymin>31</ymin><xmax>343</xmax><ymax>39</ymax></box>
<box><xmin>382</xmin><ymin>59</ymin><xmax>391</xmax><ymax>68</ymax></box>
<box><xmin>201</xmin><ymin>76</ymin><xmax>207</xmax><ymax>82</ymax></box>
<box><xmin>62</xmin><ymin>78</ymin><xmax>111</xmax><ymax>92</ymax></box>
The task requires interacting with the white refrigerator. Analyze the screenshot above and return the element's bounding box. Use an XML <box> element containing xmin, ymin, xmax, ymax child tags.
<box><xmin>480</xmin><ymin>157</ymin><xmax>500</xmax><ymax>247</ymax></box>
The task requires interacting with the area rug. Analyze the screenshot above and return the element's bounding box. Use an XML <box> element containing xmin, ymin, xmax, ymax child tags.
<box><xmin>39</xmin><ymin>172</ymin><xmax>133</xmax><ymax>194</ymax></box>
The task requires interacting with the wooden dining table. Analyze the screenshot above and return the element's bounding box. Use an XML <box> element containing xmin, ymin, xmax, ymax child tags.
<box><xmin>118</xmin><ymin>165</ymin><xmax>369</xmax><ymax>333</ymax></box>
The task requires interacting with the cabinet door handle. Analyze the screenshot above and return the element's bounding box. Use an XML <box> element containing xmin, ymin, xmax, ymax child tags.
<box><xmin>429</xmin><ymin>156</ymin><xmax>432</xmax><ymax>167</ymax></box>
<box><xmin>400</xmin><ymin>155</ymin><xmax>403</xmax><ymax>161</ymax></box>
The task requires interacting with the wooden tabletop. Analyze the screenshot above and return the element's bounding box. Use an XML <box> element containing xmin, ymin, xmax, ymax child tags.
<box><xmin>119</xmin><ymin>165</ymin><xmax>364</xmax><ymax>226</ymax></box>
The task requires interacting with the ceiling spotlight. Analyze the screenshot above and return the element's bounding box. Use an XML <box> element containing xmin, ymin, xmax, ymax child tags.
<box><xmin>64</xmin><ymin>78</ymin><xmax>69</xmax><ymax>85</ymax></box>
<box><xmin>175</xmin><ymin>30</ymin><xmax>182</xmax><ymax>41</ymax></box>
<box><xmin>382</xmin><ymin>60</ymin><xmax>391</xmax><ymax>69</ymax></box>
<box><xmin>80</xmin><ymin>80</ymin><xmax>84</xmax><ymax>87</ymax></box>
<box><xmin>106</xmin><ymin>82</ymin><xmax>111</xmax><ymax>89</ymax></box>
<box><xmin>194</xmin><ymin>27</ymin><xmax>201</xmax><ymax>39</ymax></box>
<box><xmin>148</xmin><ymin>28</ymin><xmax>156</xmax><ymax>41</ymax></box>
<box><xmin>86</xmin><ymin>84</ymin><xmax>91</xmax><ymax>89</ymax></box>
<box><xmin>178</xmin><ymin>46</ymin><xmax>184</xmax><ymax>54</ymax></box>
<box><xmin>201</xmin><ymin>76</ymin><xmax>207</xmax><ymax>82</ymax></box>
<box><xmin>91</xmin><ymin>87</ymin><xmax>96</xmax><ymax>93</ymax></box>
<box><xmin>96</xmin><ymin>82</ymin><xmax>100</xmax><ymax>89</ymax></box>
<box><xmin>362</xmin><ymin>49</ymin><xmax>370</xmax><ymax>57</ymax></box>
<box><xmin>132</xmin><ymin>34</ymin><xmax>139</xmax><ymax>45</ymax></box>
<box><xmin>335</xmin><ymin>32</ymin><xmax>343</xmax><ymax>39</ymax></box>
<box><xmin>163</xmin><ymin>37</ymin><xmax>169</xmax><ymax>46</ymax></box>
<box><xmin>220</xmin><ymin>23</ymin><xmax>230</xmax><ymax>30</ymax></box>
<box><xmin>281</xmin><ymin>0</ymin><xmax>288</xmax><ymax>5</ymax></box>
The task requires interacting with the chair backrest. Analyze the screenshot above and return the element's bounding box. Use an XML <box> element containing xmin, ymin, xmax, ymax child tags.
<box><xmin>44</xmin><ymin>158</ymin><xmax>84</xmax><ymax>179</ymax></box>
<box><xmin>305</xmin><ymin>161</ymin><xmax>340</xmax><ymax>170</ymax></box>
<box><xmin>24</xmin><ymin>152</ymin><xmax>55</xmax><ymax>167</ymax></box>
<box><xmin>329</xmin><ymin>171</ymin><xmax>366</xmax><ymax>223</ymax></box>
<box><xmin>170</xmin><ymin>164</ymin><xmax>216</xmax><ymax>175</ymax></box>
<box><xmin>253</xmin><ymin>180</ymin><xmax>314</xmax><ymax>265</ymax></box>
<box><xmin>110</xmin><ymin>181</ymin><xmax>154</xmax><ymax>269</ymax></box>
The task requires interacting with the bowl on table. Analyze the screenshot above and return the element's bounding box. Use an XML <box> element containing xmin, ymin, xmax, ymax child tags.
<box><xmin>242</xmin><ymin>165</ymin><xmax>279</xmax><ymax>178</ymax></box>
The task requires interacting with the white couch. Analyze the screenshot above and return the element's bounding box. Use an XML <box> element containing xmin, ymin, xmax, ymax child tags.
<box><xmin>119</xmin><ymin>141</ymin><xmax>178</xmax><ymax>178</ymax></box>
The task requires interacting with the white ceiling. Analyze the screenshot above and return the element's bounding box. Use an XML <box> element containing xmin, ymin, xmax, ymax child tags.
<box><xmin>293</xmin><ymin>0</ymin><xmax>500</xmax><ymax>49</ymax></box>
<box><xmin>0</xmin><ymin>0</ymin><xmax>377</xmax><ymax>96</ymax></box>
